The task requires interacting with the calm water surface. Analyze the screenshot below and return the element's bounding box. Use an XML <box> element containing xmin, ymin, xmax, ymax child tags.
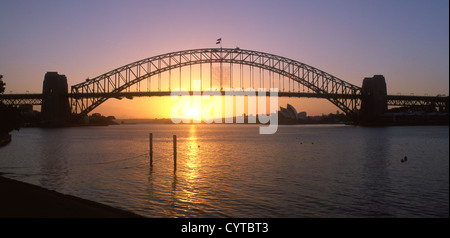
<box><xmin>0</xmin><ymin>124</ymin><xmax>448</xmax><ymax>217</ymax></box>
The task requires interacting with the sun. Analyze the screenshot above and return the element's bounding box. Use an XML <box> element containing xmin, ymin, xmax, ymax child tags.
<box><xmin>187</xmin><ymin>107</ymin><xmax>201</xmax><ymax>121</ymax></box>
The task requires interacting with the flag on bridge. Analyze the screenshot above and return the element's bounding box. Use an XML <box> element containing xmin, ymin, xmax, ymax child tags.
<box><xmin>216</xmin><ymin>38</ymin><xmax>222</xmax><ymax>44</ymax></box>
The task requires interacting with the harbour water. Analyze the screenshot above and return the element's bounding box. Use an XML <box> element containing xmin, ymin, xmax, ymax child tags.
<box><xmin>0</xmin><ymin>124</ymin><xmax>448</xmax><ymax>217</ymax></box>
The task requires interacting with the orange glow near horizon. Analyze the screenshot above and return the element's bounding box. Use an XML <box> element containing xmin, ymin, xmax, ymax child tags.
<box><xmin>93</xmin><ymin>93</ymin><xmax>338</xmax><ymax>120</ymax></box>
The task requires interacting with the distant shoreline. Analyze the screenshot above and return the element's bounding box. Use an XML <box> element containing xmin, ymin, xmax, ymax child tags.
<box><xmin>116</xmin><ymin>118</ymin><xmax>350</xmax><ymax>125</ymax></box>
<box><xmin>116</xmin><ymin>118</ymin><xmax>449</xmax><ymax>126</ymax></box>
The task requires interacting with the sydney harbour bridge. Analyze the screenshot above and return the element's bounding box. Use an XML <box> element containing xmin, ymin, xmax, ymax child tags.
<box><xmin>1</xmin><ymin>48</ymin><xmax>448</xmax><ymax>125</ymax></box>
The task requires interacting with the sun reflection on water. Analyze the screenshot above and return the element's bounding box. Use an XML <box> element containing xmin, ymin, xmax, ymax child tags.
<box><xmin>185</xmin><ymin>125</ymin><xmax>200</xmax><ymax>182</ymax></box>
<box><xmin>177</xmin><ymin>125</ymin><xmax>205</xmax><ymax>210</ymax></box>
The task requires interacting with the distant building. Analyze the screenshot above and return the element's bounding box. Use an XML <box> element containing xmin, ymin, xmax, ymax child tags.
<box><xmin>298</xmin><ymin>111</ymin><xmax>307</xmax><ymax>119</ymax></box>
<box><xmin>279</xmin><ymin>104</ymin><xmax>304</xmax><ymax>120</ymax></box>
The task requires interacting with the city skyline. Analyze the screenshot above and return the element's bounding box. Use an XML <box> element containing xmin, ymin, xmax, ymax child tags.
<box><xmin>0</xmin><ymin>0</ymin><xmax>448</xmax><ymax>118</ymax></box>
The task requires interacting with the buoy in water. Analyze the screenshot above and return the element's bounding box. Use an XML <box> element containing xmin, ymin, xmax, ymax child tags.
<box><xmin>401</xmin><ymin>156</ymin><xmax>408</xmax><ymax>163</ymax></box>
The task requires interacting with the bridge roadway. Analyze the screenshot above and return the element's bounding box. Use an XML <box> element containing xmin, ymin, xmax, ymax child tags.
<box><xmin>0</xmin><ymin>91</ymin><xmax>448</xmax><ymax>109</ymax></box>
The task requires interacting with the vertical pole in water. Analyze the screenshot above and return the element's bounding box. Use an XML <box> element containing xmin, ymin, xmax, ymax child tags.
<box><xmin>149</xmin><ymin>133</ymin><xmax>153</xmax><ymax>166</ymax></box>
<box><xmin>173</xmin><ymin>135</ymin><xmax>177</xmax><ymax>171</ymax></box>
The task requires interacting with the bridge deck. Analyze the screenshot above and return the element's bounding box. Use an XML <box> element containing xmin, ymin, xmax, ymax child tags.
<box><xmin>1</xmin><ymin>92</ymin><xmax>448</xmax><ymax>108</ymax></box>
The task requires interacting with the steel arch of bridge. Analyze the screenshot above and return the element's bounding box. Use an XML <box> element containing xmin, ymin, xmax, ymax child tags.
<box><xmin>70</xmin><ymin>48</ymin><xmax>361</xmax><ymax>118</ymax></box>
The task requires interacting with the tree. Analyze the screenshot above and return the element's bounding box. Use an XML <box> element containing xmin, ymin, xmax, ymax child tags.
<box><xmin>0</xmin><ymin>75</ymin><xmax>21</xmax><ymax>136</ymax></box>
<box><xmin>0</xmin><ymin>103</ymin><xmax>21</xmax><ymax>135</ymax></box>
<box><xmin>0</xmin><ymin>75</ymin><xmax>5</xmax><ymax>94</ymax></box>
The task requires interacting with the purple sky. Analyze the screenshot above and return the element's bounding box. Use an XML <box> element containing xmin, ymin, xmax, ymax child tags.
<box><xmin>0</xmin><ymin>0</ymin><xmax>448</xmax><ymax>117</ymax></box>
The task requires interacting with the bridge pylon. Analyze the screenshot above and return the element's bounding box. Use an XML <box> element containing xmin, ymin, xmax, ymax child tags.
<box><xmin>41</xmin><ymin>72</ymin><xmax>71</xmax><ymax>127</ymax></box>
<box><xmin>360</xmin><ymin>75</ymin><xmax>388</xmax><ymax>124</ymax></box>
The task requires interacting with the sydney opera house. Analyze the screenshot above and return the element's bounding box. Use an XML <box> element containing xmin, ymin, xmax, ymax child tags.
<box><xmin>279</xmin><ymin>104</ymin><xmax>307</xmax><ymax>121</ymax></box>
